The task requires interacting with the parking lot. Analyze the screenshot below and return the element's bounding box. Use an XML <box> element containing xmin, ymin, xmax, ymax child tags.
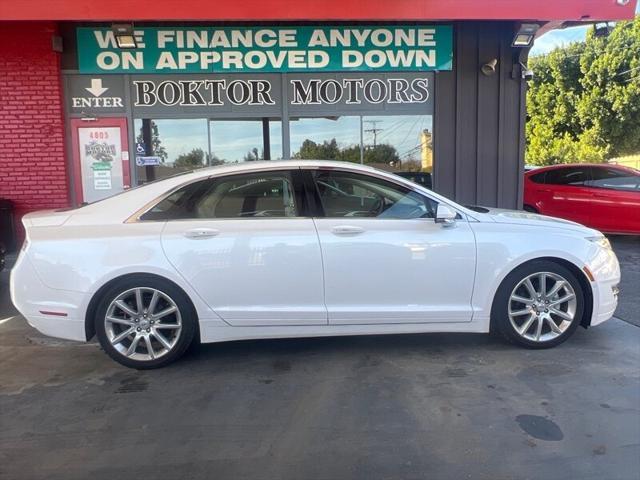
<box><xmin>1</xmin><ymin>237</ymin><xmax>639</xmax><ymax>480</ymax></box>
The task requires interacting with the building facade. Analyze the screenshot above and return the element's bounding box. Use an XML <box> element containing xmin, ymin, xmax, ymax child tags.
<box><xmin>0</xmin><ymin>1</ymin><xmax>636</xmax><ymax>247</ymax></box>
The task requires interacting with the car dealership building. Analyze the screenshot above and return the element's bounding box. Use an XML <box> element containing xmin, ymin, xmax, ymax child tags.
<box><xmin>0</xmin><ymin>0</ymin><xmax>636</xmax><ymax>247</ymax></box>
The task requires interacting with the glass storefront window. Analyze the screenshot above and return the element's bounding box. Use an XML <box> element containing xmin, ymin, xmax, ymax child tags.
<box><xmin>290</xmin><ymin>115</ymin><xmax>433</xmax><ymax>174</ymax></box>
<box><xmin>209</xmin><ymin>120</ymin><xmax>282</xmax><ymax>163</ymax></box>
<box><xmin>133</xmin><ymin>114</ymin><xmax>432</xmax><ymax>186</ymax></box>
<box><xmin>134</xmin><ymin>118</ymin><xmax>209</xmax><ymax>184</ymax></box>
<box><xmin>134</xmin><ymin>118</ymin><xmax>282</xmax><ymax>184</ymax></box>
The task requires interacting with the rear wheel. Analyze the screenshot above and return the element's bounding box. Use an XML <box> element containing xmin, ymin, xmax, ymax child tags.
<box><xmin>95</xmin><ymin>275</ymin><xmax>197</xmax><ymax>369</ymax></box>
<box><xmin>492</xmin><ymin>260</ymin><xmax>584</xmax><ymax>349</ymax></box>
<box><xmin>523</xmin><ymin>204</ymin><xmax>538</xmax><ymax>213</ymax></box>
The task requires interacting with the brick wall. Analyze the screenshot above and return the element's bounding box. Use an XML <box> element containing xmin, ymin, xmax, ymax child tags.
<box><xmin>0</xmin><ymin>22</ymin><xmax>69</xmax><ymax>248</ymax></box>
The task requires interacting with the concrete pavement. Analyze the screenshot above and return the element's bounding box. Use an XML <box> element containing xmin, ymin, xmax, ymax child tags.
<box><xmin>1</xmin><ymin>243</ymin><xmax>639</xmax><ymax>480</ymax></box>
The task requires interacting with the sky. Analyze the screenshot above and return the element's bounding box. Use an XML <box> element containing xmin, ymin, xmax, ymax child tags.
<box><xmin>530</xmin><ymin>3</ymin><xmax>639</xmax><ymax>56</ymax></box>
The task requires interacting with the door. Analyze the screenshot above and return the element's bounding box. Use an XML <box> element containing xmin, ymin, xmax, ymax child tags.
<box><xmin>70</xmin><ymin>118</ymin><xmax>130</xmax><ymax>204</ymax></box>
<box><xmin>586</xmin><ymin>166</ymin><xmax>640</xmax><ymax>234</ymax></box>
<box><xmin>536</xmin><ymin>166</ymin><xmax>592</xmax><ymax>225</ymax></box>
<box><xmin>306</xmin><ymin>169</ymin><xmax>476</xmax><ymax>324</ymax></box>
<box><xmin>155</xmin><ymin>169</ymin><xmax>327</xmax><ymax>326</ymax></box>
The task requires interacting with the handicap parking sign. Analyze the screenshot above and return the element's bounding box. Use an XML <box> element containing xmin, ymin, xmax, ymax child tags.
<box><xmin>135</xmin><ymin>142</ymin><xmax>146</xmax><ymax>155</ymax></box>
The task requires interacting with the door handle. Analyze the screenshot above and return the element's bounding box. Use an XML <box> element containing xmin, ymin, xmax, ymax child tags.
<box><xmin>331</xmin><ymin>225</ymin><xmax>365</xmax><ymax>235</ymax></box>
<box><xmin>184</xmin><ymin>228</ymin><xmax>220</xmax><ymax>239</ymax></box>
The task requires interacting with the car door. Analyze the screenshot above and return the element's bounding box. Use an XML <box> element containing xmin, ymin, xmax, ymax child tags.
<box><xmin>154</xmin><ymin>168</ymin><xmax>327</xmax><ymax>326</ymax></box>
<box><xmin>537</xmin><ymin>166</ymin><xmax>592</xmax><ymax>226</ymax></box>
<box><xmin>586</xmin><ymin>166</ymin><xmax>640</xmax><ymax>234</ymax></box>
<box><xmin>306</xmin><ymin>168</ymin><xmax>476</xmax><ymax>325</ymax></box>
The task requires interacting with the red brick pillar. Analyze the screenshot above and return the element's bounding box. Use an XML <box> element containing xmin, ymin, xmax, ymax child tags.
<box><xmin>0</xmin><ymin>22</ymin><xmax>70</xmax><ymax>247</ymax></box>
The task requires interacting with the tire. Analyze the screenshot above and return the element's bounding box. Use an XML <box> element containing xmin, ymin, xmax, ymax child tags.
<box><xmin>491</xmin><ymin>260</ymin><xmax>584</xmax><ymax>349</ymax></box>
<box><xmin>94</xmin><ymin>274</ymin><xmax>197</xmax><ymax>369</ymax></box>
<box><xmin>523</xmin><ymin>205</ymin><xmax>538</xmax><ymax>213</ymax></box>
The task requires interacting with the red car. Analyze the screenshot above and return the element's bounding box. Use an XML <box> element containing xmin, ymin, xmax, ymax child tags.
<box><xmin>524</xmin><ymin>163</ymin><xmax>640</xmax><ymax>235</ymax></box>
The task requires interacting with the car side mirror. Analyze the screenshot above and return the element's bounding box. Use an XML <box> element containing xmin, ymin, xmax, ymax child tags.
<box><xmin>435</xmin><ymin>204</ymin><xmax>457</xmax><ymax>226</ymax></box>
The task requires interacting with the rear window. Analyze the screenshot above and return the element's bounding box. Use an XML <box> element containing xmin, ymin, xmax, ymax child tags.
<box><xmin>140</xmin><ymin>171</ymin><xmax>299</xmax><ymax>220</ymax></box>
<box><xmin>528</xmin><ymin>171</ymin><xmax>546</xmax><ymax>184</ymax></box>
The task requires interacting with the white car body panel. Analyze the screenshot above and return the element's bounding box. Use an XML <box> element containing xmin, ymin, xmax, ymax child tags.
<box><xmin>161</xmin><ymin>218</ymin><xmax>326</xmax><ymax>326</ymax></box>
<box><xmin>313</xmin><ymin>217</ymin><xmax>476</xmax><ymax>324</ymax></box>
<box><xmin>10</xmin><ymin>160</ymin><xmax>620</xmax><ymax>345</ymax></box>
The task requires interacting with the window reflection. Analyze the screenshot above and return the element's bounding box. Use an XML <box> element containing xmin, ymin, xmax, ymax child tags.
<box><xmin>134</xmin><ymin>118</ymin><xmax>282</xmax><ymax>184</ymax></box>
<box><xmin>134</xmin><ymin>118</ymin><xmax>209</xmax><ymax>184</ymax></box>
<box><xmin>209</xmin><ymin>120</ymin><xmax>282</xmax><ymax>163</ymax></box>
<box><xmin>290</xmin><ymin>115</ymin><xmax>433</xmax><ymax>174</ymax></box>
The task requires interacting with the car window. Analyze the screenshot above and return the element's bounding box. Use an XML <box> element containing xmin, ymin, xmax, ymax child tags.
<box><xmin>544</xmin><ymin>167</ymin><xmax>590</xmax><ymax>186</ymax></box>
<box><xmin>311</xmin><ymin>170</ymin><xmax>437</xmax><ymax>219</ymax></box>
<box><xmin>528</xmin><ymin>171</ymin><xmax>547</xmax><ymax>184</ymax></box>
<box><xmin>140</xmin><ymin>171</ymin><xmax>299</xmax><ymax>220</ymax></box>
<box><xmin>587</xmin><ymin>167</ymin><xmax>640</xmax><ymax>192</ymax></box>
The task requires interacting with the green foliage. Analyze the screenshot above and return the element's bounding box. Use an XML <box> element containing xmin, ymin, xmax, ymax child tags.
<box><xmin>526</xmin><ymin>18</ymin><xmax>640</xmax><ymax>165</ymax></box>
<box><xmin>294</xmin><ymin>139</ymin><xmax>341</xmax><ymax>160</ymax></box>
<box><xmin>293</xmin><ymin>138</ymin><xmax>400</xmax><ymax>165</ymax></box>
<box><xmin>579</xmin><ymin>19</ymin><xmax>640</xmax><ymax>157</ymax></box>
<box><xmin>174</xmin><ymin>148</ymin><xmax>221</xmax><ymax>168</ymax></box>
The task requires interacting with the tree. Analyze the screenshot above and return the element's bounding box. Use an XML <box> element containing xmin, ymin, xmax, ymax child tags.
<box><xmin>136</xmin><ymin>121</ymin><xmax>168</xmax><ymax>162</ymax></box>
<box><xmin>293</xmin><ymin>138</ymin><xmax>400</xmax><ymax>165</ymax></box>
<box><xmin>526</xmin><ymin>17</ymin><xmax>640</xmax><ymax>165</ymax></box>
<box><xmin>174</xmin><ymin>148</ymin><xmax>222</xmax><ymax>168</ymax></box>
<box><xmin>526</xmin><ymin>42</ymin><xmax>606</xmax><ymax>164</ymax></box>
<box><xmin>294</xmin><ymin>139</ymin><xmax>341</xmax><ymax>160</ymax></box>
<box><xmin>174</xmin><ymin>148</ymin><xmax>205</xmax><ymax>168</ymax></box>
<box><xmin>243</xmin><ymin>147</ymin><xmax>262</xmax><ymax>161</ymax></box>
<box><xmin>338</xmin><ymin>144</ymin><xmax>400</xmax><ymax>165</ymax></box>
<box><xmin>578</xmin><ymin>18</ymin><xmax>640</xmax><ymax>158</ymax></box>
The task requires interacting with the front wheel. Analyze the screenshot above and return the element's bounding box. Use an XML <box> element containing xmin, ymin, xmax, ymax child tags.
<box><xmin>95</xmin><ymin>275</ymin><xmax>197</xmax><ymax>369</ymax></box>
<box><xmin>492</xmin><ymin>260</ymin><xmax>585</xmax><ymax>349</ymax></box>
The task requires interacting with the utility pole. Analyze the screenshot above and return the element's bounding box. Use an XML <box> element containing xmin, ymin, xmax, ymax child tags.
<box><xmin>359</xmin><ymin>116</ymin><xmax>364</xmax><ymax>164</ymax></box>
<box><xmin>364</xmin><ymin>120</ymin><xmax>383</xmax><ymax>147</ymax></box>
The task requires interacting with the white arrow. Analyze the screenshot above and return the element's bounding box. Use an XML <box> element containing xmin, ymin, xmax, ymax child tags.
<box><xmin>86</xmin><ymin>78</ymin><xmax>108</xmax><ymax>97</ymax></box>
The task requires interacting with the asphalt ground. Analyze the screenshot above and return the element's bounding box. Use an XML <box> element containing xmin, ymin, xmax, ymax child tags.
<box><xmin>0</xmin><ymin>237</ymin><xmax>638</xmax><ymax>480</ymax></box>
<box><xmin>610</xmin><ymin>236</ymin><xmax>640</xmax><ymax>327</ymax></box>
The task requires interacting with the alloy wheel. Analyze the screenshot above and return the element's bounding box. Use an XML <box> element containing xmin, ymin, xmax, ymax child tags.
<box><xmin>508</xmin><ymin>272</ymin><xmax>577</xmax><ymax>342</ymax></box>
<box><xmin>104</xmin><ymin>287</ymin><xmax>182</xmax><ymax>361</ymax></box>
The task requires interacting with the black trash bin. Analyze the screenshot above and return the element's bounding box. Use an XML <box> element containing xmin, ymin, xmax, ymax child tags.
<box><xmin>0</xmin><ymin>198</ymin><xmax>16</xmax><ymax>253</ymax></box>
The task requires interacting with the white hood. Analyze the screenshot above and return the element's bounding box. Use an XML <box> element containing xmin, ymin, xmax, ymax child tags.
<box><xmin>473</xmin><ymin>207</ymin><xmax>601</xmax><ymax>236</ymax></box>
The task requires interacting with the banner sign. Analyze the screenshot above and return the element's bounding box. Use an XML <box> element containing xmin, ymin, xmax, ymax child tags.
<box><xmin>77</xmin><ymin>26</ymin><xmax>453</xmax><ymax>74</ymax></box>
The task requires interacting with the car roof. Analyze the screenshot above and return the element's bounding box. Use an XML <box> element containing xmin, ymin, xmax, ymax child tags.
<box><xmin>182</xmin><ymin>159</ymin><xmax>380</xmax><ymax>178</ymax></box>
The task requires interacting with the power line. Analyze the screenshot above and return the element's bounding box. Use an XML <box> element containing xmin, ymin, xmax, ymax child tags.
<box><xmin>374</xmin><ymin>118</ymin><xmax>408</xmax><ymax>142</ymax></box>
<box><xmin>364</xmin><ymin>120</ymin><xmax>384</xmax><ymax>147</ymax></box>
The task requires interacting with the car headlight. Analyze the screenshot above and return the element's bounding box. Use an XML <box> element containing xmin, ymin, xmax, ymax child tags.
<box><xmin>587</xmin><ymin>236</ymin><xmax>612</xmax><ymax>250</ymax></box>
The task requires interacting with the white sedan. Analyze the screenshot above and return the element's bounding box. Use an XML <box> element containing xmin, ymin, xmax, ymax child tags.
<box><xmin>10</xmin><ymin>161</ymin><xmax>620</xmax><ymax>369</ymax></box>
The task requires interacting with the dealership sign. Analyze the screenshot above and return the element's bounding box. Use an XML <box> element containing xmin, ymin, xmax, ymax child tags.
<box><xmin>77</xmin><ymin>26</ymin><xmax>453</xmax><ymax>74</ymax></box>
<box><xmin>134</xmin><ymin>77</ymin><xmax>430</xmax><ymax>107</ymax></box>
<box><xmin>125</xmin><ymin>73</ymin><xmax>433</xmax><ymax>116</ymax></box>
